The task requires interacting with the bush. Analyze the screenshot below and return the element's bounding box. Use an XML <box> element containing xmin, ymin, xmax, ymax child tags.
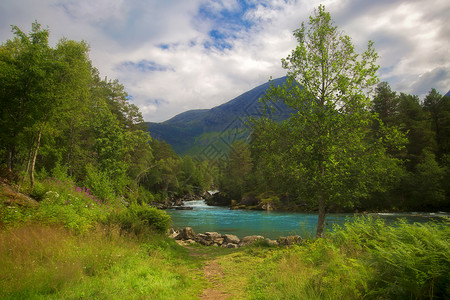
<box><xmin>33</xmin><ymin>178</ymin><xmax>123</xmax><ymax>232</ymax></box>
<box><xmin>29</xmin><ymin>181</ymin><xmax>49</xmax><ymax>201</ymax></box>
<box><xmin>107</xmin><ymin>205</ymin><xmax>171</xmax><ymax>236</ymax></box>
<box><xmin>83</xmin><ymin>164</ymin><xmax>116</xmax><ymax>201</ymax></box>
<box><xmin>330</xmin><ymin>217</ymin><xmax>450</xmax><ymax>299</ymax></box>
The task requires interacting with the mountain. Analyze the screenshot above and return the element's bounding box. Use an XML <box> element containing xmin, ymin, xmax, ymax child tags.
<box><xmin>146</xmin><ymin>77</ymin><xmax>294</xmax><ymax>157</ymax></box>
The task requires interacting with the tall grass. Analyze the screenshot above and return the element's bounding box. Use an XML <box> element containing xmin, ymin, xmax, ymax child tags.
<box><xmin>0</xmin><ymin>223</ymin><xmax>204</xmax><ymax>299</ymax></box>
<box><xmin>245</xmin><ymin>217</ymin><xmax>449</xmax><ymax>299</ymax></box>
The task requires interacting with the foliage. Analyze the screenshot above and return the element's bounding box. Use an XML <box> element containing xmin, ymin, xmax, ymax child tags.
<box><xmin>244</xmin><ymin>217</ymin><xmax>450</xmax><ymax>299</ymax></box>
<box><xmin>0</xmin><ymin>22</ymin><xmax>214</xmax><ymax>207</ymax></box>
<box><xmin>0</xmin><ymin>224</ymin><xmax>203</xmax><ymax>299</ymax></box>
<box><xmin>252</xmin><ymin>5</ymin><xmax>403</xmax><ymax>237</ymax></box>
<box><xmin>330</xmin><ymin>217</ymin><xmax>450</xmax><ymax>299</ymax></box>
<box><xmin>220</xmin><ymin>141</ymin><xmax>253</xmax><ymax>200</ymax></box>
<box><xmin>106</xmin><ymin>204</ymin><xmax>172</xmax><ymax>235</ymax></box>
<box><xmin>32</xmin><ymin>178</ymin><xmax>122</xmax><ymax>232</ymax></box>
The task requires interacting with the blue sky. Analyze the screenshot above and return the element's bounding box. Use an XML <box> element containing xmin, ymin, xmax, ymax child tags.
<box><xmin>1</xmin><ymin>0</ymin><xmax>449</xmax><ymax>122</ymax></box>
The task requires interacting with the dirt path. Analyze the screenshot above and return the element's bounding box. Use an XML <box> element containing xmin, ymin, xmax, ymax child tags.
<box><xmin>183</xmin><ymin>245</ymin><xmax>231</xmax><ymax>299</ymax></box>
<box><xmin>200</xmin><ymin>259</ymin><xmax>230</xmax><ymax>299</ymax></box>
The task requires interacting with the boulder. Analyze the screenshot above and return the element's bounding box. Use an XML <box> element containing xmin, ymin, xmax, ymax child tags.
<box><xmin>240</xmin><ymin>194</ymin><xmax>258</xmax><ymax>206</ymax></box>
<box><xmin>205</xmin><ymin>232</ymin><xmax>222</xmax><ymax>240</ymax></box>
<box><xmin>265</xmin><ymin>238</ymin><xmax>278</xmax><ymax>246</ymax></box>
<box><xmin>239</xmin><ymin>235</ymin><xmax>265</xmax><ymax>247</ymax></box>
<box><xmin>222</xmin><ymin>234</ymin><xmax>240</xmax><ymax>245</ymax></box>
<box><xmin>196</xmin><ymin>235</ymin><xmax>213</xmax><ymax>246</ymax></box>
<box><xmin>226</xmin><ymin>243</ymin><xmax>239</xmax><ymax>248</ymax></box>
<box><xmin>168</xmin><ymin>228</ymin><xmax>179</xmax><ymax>239</ymax></box>
<box><xmin>175</xmin><ymin>239</ymin><xmax>196</xmax><ymax>246</ymax></box>
<box><xmin>205</xmin><ymin>192</ymin><xmax>231</xmax><ymax>206</ymax></box>
<box><xmin>175</xmin><ymin>227</ymin><xmax>196</xmax><ymax>240</ymax></box>
<box><xmin>277</xmin><ymin>235</ymin><xmax>302</xmax><ymax>246</ymax></box>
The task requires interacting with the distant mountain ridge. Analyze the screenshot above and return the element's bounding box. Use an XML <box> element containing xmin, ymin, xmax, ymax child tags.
<box><xmin>147</xmin><ymin>77</ymin><xmax>293</xmax><ymax>156</ymax></box>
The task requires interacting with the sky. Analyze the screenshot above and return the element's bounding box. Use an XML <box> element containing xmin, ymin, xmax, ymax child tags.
<box><xmin>1</xmin><ymin>0</ymin><xmax>449</xmax><ymax>122</ymax></box>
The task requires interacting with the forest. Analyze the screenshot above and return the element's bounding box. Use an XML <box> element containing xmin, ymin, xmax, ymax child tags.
<box><xmin>0</xmin><ymin>22</ymin><xmax>216</xmax><ymax>209</ymax></box>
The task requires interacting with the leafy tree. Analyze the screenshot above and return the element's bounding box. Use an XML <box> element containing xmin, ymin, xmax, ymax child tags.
<box><xmin>372</xmin><ymin>82</ymin><xmax>399</xmax><ymax>126</ymax></box>
<box><xmin>397</xmin><ymin>93</ymin><xmax>436</xmax><ymax>169</ymax></box>
<box><xmin>0</xmin><ymin>22</ymin><xmax>93</xmax><ymax>187</ymax></box>
<box><xmin>253</xmin><ymin>5</ymin><xmax>403</xmax><ymax>237</ymax></box>
<box><xmin>220</xmin><ymin>141</ymin><xmax>253</xmax><ymax>200</ymax></box>
<box><xmin>423</xmin><ymin>89</ymin><xmax>450</xmax><ymax>159</ymax></box>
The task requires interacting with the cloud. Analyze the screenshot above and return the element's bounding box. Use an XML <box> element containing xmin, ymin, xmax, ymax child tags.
<box><xmin>410</xmin><ymin>67</ymin><xmax>450</xmax><ymax>97</ymax></box>
<box><xmin>1</xmin><ymin>0</ymin><xmax>449</xmax><ymax>122</ymax></box>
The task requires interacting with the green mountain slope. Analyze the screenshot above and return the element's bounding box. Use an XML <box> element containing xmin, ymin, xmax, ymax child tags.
<box><xmin>146</xmin><ymin>77</ymin><xmax>293</xmax><ymax>157</ymax></box>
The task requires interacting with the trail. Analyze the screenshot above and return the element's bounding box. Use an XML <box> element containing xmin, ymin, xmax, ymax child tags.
<box><xmin>184</xmin><ymin>245</ymin><xmax>231</xmax><ymax>300</ymax></box>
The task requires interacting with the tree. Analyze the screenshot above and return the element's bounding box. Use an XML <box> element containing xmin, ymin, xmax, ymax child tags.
<box><xmin>0</xmin><ymin>22</ymin><xmax>93</xmax><ymax>187</ymax></box>
<box><xmin>397</xmin><ymin>93</ymin><xmax>436</xmax><ymax>169</ymax></box>
<box><xmin>423</xmin><ymin>89</ymin><xmax>450</xmax><ymax>159</ymax></box>
<box><xmin>220</xmin><ymin>141</ymin><xmax>253</xmax><ymax>200</ymax></box>
<box><xmin>253</xmin><ymin>5</ymin><xmax>403</xmax><ymax>237</ymax></box>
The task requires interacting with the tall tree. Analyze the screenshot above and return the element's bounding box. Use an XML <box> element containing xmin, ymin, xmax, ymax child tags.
<box><xmin>423</xmin><ymin>89</ymin><xmax>450</xmax><ymax>159</ymax></box>
<box><xmin>220</xmin><ymin>141</ymin><xmax>253</xmax><ymax>200</ymax></box>
<box><xmin>253</xmin><ymin>5</ymin><xmax>403</xmax><ymax>237</ymax></box>
<box><xmin>0</xmin><ymin>22</ymin><xmax>92</xmax><ymax>187</ymax></box>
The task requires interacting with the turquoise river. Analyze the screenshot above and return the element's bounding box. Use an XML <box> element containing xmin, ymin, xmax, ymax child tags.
<box><xmin>166</xmin><ymin>200</ymin><xmax>449</xmax><ymax>239</ymax></box>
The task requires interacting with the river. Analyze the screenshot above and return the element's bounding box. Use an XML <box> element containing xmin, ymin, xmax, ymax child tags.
<box><xmin>166</xmin><ymin>200</ymin><xmax>449</xmax><ymax>239</ymax></box>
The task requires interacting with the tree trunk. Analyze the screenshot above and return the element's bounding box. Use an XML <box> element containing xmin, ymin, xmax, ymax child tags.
<box><xmin>7</xmin><ymin>144</ymin><xmax>15</xmax><ymax>172</ymax></box>
<box><xmin>316</xmin><ymin>195</ymin><xmax>327</xmax><ymax>238</ymax></box>
<box><xmin>30</xmin><ymin>121</ymin><xmax>46</xmax><ymax>189</ymax></box>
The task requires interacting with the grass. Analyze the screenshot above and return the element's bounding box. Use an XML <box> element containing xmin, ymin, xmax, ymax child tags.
<box><xmin>0</xmin><ymin>223</ymin><xmax>206</xmax><ymax>299</ymax></box>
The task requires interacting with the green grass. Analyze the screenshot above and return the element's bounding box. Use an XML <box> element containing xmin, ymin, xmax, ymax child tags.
<box><xmin>0</xmin><ymin>224</ymin><xmax>205</xmax><ymax>299</ymax></box>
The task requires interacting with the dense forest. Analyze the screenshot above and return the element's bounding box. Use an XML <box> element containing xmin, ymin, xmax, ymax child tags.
<box><xmin>217</xmin><ymin>83</ymin><xmax>450</xmax><ymax>213</ymax></box>
<box><xmin>0</xmin><ymin>22</ymin><xmax>216</xmax><ymax>207</ymax></box>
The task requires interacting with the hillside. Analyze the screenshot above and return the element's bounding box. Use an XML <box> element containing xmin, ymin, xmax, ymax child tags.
<box><xmin>147</xmin><ymin>77</ymin><xmax>293</xmax><ymax>156</ymax></box>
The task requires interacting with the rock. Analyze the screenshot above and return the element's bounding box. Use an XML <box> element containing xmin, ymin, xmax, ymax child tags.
<box><xmin>167</xmin><ymin>228</ymin><xmax>179</xmax><ymax>239</ymax></box>
<box><xmin>175</xmin><ymin>227</ymin><xmax>196</xmax><ymax>240</ymax></box>
<box><xmin>174</xmin><ymin>206</ymin><xmax>193</xmax><ymax>210</ymax></box>
<box><xmin>240</xmin><ymin>194</ymin><xmax>258</xmax><ymax>206</ymax></box>
<box><xmin>205</xmin><ymin>192</ymin><xmax>231</xmax><ymax>206</ymax></box>
<box><xmin>226</xmin><ymin>243</ymin><xmax>239</xmax><ymax>248</ymax></box>
<box><xmin>239</xmin><ymin>235</ymin><xmax>265</xmax><ymax>247</ymax></box>
<box><xmin>222</xmin><ymin>234</ymin><xmax>240</xmax><ymax>245</ymax></box>
<box><xmin>196</xmin><ymin>235</ymin><xmax>213</xmax><ymax>246</ymax></box>
<box><xmin>213</xmin><ymin>238</ymin><xmax>224</xmax><ymax>245</ymax></box>
<box><xmin>196</xmin><ymin>233</ymin><xmax>208</xmax><ymax>240</ymax></box>
<box><xmin>261</xmin><ymin>202</ymin><xmax>274</xmax><ymax>211</ymax></box>
<box><xmin>277</xmin><ymin>235</ymin><xmax>302</xmax><ymax>246</ymax></box>
<box><xmin>175</xmin><ymin>239</ymin><xmax>196</xmax><ymax>246</ymax></box>
<box><xmin>265</xmin><ymin>238</ymin><xmax>278</xmax><ymax>246</ymax></box>
<box><xmin>205</xmin><ymin>232</ymin><xmax>222</xmax><ymax>240</ymax></box>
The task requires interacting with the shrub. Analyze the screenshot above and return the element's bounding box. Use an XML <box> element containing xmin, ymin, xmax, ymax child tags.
<box><xmin>329</xmin><ymin>217</ymin><xmax>450</xmax><ymax>299</ymax></box>
<box><xmin>83</xmin><ymin>164</ymin><xmax>116</xmax><ymax>201</ymax></box>
<box><xmin>32</xmin><ymin>178</ymin><xmax>123</xmax><ymax>232</ymax></box>
<box><xmin>107</xmin><ymin>205</ymin><xmax>171</xmax><ymax>236</ymax></box>
<box><xmin>29</xmin><ymin>181</ymin><xmax>49</xmax><ymax>201</ymax></box>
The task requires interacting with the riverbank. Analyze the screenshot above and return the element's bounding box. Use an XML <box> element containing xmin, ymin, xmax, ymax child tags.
<box><xmin>1</xmin><ymin>218</ymin><xmax>448</xmax><ymax>299</ymax></box>
<box><xmin>2</xmin><ymin>182</ymin><xmax>449</xmax><ymax>299</ymax></box>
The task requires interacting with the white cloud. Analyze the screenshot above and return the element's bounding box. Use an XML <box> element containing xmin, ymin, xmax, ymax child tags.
<box><xmin>1</xmin><ymin>0</ymin><xmax>449</xmax><ymax>122</ymax></box>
